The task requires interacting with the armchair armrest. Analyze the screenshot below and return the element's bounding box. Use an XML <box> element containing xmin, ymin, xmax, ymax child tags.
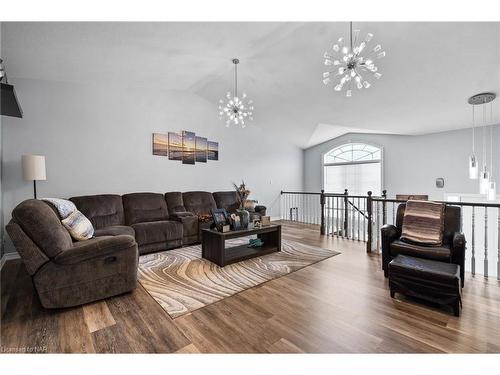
<box><xmin>381</xmin><ymin>224</ymin><xmax>401</xmax><ymax>276</ymax></box>
<box><xmin>452</xmin><ymin>232</ymin><xmax>466</xmax><ymax>287</ymax></box>
<box><xmin>54</xmin><ymin>235</ymin><xmax>137</xmax><ymax>265</ymax></box>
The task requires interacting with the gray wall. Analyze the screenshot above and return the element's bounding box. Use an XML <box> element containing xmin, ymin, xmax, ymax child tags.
<box><xmin>304</xmin><ymin>125</ymin><xmax>500</xmax><ymax>199</ymax></box>
<box><xmin>2</xmin><ymin>78</ymin><xmax>303</xmax><ymax>254</ymax></box>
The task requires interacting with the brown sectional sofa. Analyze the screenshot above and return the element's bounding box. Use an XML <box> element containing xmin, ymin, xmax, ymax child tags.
<box><xmin>6</xmin><ymin>190</ymin><xmax>266</xmax><ymax>308</ymax></box>
<box><xmin>122</xmin><ymin>193</ymin><xmax>183</xmax><ymax>254</ymax></box>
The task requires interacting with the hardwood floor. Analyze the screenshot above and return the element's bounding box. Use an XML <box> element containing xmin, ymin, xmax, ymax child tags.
<box><xmin>2</xmin><ymin>220</ymin><xmax>500</xmax><ymax>353</ymax></box>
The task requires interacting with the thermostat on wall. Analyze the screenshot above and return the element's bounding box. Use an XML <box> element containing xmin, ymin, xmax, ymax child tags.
<box><xmin>436</xmin><ymin>178</ymin><xmax>444</xmax><ymax>188</ymax></box>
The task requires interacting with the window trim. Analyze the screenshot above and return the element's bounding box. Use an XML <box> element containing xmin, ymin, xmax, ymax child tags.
<box><xmin>321</xmin><ymin>140</ymin><xmax>384</xmax><ymax>195</ymax></box>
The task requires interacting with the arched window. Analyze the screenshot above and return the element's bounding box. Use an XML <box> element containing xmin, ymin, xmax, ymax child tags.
<box><xmin>323</xmin><ymin>143</ymin><xmax>382</xmax><ymax>195</ymax></box>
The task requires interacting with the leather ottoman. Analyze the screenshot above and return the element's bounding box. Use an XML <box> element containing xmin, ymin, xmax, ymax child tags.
<box><xmin>388</xmin><ymin>255</ymin><xmax>462</xmax><ymax>316</ymax></box>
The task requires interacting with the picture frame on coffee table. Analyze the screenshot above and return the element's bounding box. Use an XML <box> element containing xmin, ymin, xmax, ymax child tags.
<box><xmin>211</xmin><ymin>208</ymin><xmax>229</xmax><ymax>231</ymax></box>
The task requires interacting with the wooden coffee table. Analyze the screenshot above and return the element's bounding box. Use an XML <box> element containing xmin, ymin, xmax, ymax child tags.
<box><xmin>201</xmin><ymin>224</ymin><xmax>281</xmax><ymax>267</ymax></box>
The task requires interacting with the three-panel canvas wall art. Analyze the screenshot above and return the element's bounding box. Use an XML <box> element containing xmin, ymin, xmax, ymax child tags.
<box><xmin>153</xmin><ymin>131</ymin><xmax>219</xmax><ymax>164</ymax></box>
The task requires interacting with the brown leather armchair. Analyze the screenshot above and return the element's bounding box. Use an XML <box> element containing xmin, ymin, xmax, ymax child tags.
<box><xmin>381</xmin><ymin>203</ymin><xmax>465</xmax><ymax>287</ymax></box>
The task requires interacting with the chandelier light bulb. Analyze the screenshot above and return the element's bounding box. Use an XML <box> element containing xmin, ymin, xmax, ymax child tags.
<box><xmin>323</xmin><ymin>22</ymin><xmax>385</xmax><ymax>97</ymax></box>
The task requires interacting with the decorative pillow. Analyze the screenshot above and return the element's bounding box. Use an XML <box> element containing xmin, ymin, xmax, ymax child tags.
<box><xmin>401</xmin><ymin>200</ymin><xmax>445</xmax><ymax>245</ymax></box>
<box><xmin>62</xmin><ymin>210</ymin><xmax>95</xmax><ymax>241</ymax></box>
<box><xmin>41</xmin><ymin>198</ymin><xmax>77</xmax><ymax>219</ymax></box>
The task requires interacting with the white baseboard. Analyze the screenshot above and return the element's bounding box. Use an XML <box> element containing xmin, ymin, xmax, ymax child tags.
<box><xmin>0</xmin><ymin>252</ymin><xmax>20</xmax><ymax>271</ymax></box>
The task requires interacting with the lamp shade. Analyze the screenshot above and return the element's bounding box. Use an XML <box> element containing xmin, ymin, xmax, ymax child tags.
<box><xmin>1</xmin><ymin>83</ymin><xmax>23</xmax><ymax>118</ymax></box>
<box><xmin>22</xmin><ymin>155</ymin><xmax>46</xmax><ymax>181</ymax></box>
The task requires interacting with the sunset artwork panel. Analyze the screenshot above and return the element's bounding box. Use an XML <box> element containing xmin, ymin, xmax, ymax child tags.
<box><xmin>168</xmin><ymin>132</ymin><xmax>183</xmax><ymax>161</ymax></box>
<box><xmin>207</xmin><ymin>141</ymin><xmax>219</xmax><ymax>161</ymax></box>
<box><xmin>152</xmin><ymin>133</ymin><xmax>169</xmax><ymax>156</ymax></box>
<box><xmin>195</xmin><ymin>136</ymin><xmax>207</xmax><ymax>163</ymax></box>
<box><xmin>182</xmin><ymin>131</ymin><xmax>196</xmax><ymax>165</ymax></box>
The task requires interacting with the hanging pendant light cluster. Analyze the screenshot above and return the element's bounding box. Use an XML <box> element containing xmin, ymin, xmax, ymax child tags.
<box><xmin>467</xmin><ymin>92</ymin><xmax>496</xmax><ymax>200</ymax></box>
<box><xmin>322</xmin><ymin>22</ymin><xmax>385</xmax><ymax>97</ymax></box>
<box><xmin>218</xmin><ymin>58</ymin><xmax>254</xmax><ymax>128</ymax></box>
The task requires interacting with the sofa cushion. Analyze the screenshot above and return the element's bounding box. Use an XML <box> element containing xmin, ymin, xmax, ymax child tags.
<box><xmin>62</xmin><ymin>210</ymin><xmax>95</xmax><ymax>241</ymax></box>
<box><xmin>131</xmin><ymin>220</ymin><xmax>182</xmax><ymax>246</ymax></box>
<box><xmin>94</xmin><ymin>225</ymin><xmax>135</xmax><ymax>238</ymax></box>
<box><xmin>165</xmin><ymin>192</ymin><xmax>186</xmax><ymax>214</ymax></box>
<box><xmin>12</xmin><ymin>199</ymin><xmax>73</xmax><ymax>258</ymax></box>
<box><xmin>122</xmin><ymin>193</ymin><xmax>169</xmax><ymax>225</ymax></box>
<box><xmin>400</xmin><ymin>200</ymin><xmax>445</xmax><ymax>245</ymax></box>
<box><xmin>70</xmin><ymin>194</ymin><xmax>125</xmax><ymax>229</ymax></box>
<box><xmin>390</xmin><ymin>239</ymin><xmax>451</xmax><ymax>261</ymax></box>
<box><xmin>213</xmin><ymin>191</ymin><xmax>240</xmax><ymax>213</ymax></box>
<box><xmin>182</xmin><ymin>191</ymin><xmax>217</xmax><ymax>215</ymax></box>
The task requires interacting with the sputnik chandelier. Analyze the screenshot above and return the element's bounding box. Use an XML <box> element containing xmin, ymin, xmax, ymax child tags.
<box><xmin>218</xmin><ymin>58</ymin><xmax>254</xmax><ymax>128</ymax></box>
<box><xmin>323</xmin><ymin>22</ymin><xmax>385</xmax><ymax>97</ymax></box>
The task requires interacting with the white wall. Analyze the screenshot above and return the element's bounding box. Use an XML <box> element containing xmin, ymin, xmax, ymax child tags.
<box><xmin>304</xmin><ymin>126</ymin><xmax>500</xmax><ymax>199</ymax></box>
<box><xmin>2</xmin><ymin>78</ymin><xmax>303</xmax><ymax>253</ymax></box>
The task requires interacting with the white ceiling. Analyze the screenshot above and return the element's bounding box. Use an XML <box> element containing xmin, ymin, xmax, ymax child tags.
<box><xmin>3</xmin><ymin>22</ymin><xmax>500</xmax><ymax>148</ymax></box>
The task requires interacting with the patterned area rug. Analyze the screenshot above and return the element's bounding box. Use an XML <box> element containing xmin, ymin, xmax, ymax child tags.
<box><xmin>138</xmin><ymin>239</ymin><xmax>340</xmax><ymax>318</ymax></box>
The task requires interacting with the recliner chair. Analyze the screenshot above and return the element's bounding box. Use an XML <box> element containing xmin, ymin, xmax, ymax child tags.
<box><xmin>381</xmin><ymin>203</ymin><xmax>465</xmax><ymax>287</ymax></box>
<box><xmin>6</xmin><ymin>199</ymin><xmax>138</xmax><ymax>308</ymax></box>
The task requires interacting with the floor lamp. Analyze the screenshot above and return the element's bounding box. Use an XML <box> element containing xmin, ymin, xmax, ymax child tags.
<box><xmin>22</xmin><ymin>155</ymin><xmax>46</xmax><ymax>199</ymax></box>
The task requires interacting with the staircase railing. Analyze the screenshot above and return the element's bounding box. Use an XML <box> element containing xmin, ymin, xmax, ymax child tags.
<box><xmin>280</xmin><ymin>190</ymin><xmax>500</xmax><ymax>279</ymax></box>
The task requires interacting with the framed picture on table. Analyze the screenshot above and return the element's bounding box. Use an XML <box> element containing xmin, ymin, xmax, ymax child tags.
<box><xmin>211</xmin><ymin>208</ymin><xmax>229</xmax><ymax>231</ymax></box>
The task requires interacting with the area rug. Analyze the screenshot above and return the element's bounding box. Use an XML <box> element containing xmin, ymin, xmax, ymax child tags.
<box><xmin>138</xmin><ymin>239</ymin><xmax>340</xmax><ymax>318</ymax></box>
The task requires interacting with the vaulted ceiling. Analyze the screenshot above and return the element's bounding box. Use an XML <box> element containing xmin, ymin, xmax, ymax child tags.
<box><xmin>3</xmin><ymin>22</ymin><xmax>500</xmax><ymax>148</ymax></box>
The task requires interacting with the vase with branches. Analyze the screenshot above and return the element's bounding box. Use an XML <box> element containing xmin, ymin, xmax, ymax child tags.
<box><xmin>232</xmin><ymin>181</ymin><xmax>250</xmax><ymax>210</ymax></box>
<box><xmin>232</xmin><ymin>181</ymin><xmax>251</xmax><ymax>228</ymax></box>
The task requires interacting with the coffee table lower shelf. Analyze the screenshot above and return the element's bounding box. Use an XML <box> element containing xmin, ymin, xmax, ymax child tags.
<box><xmin>224</xmin><ymin>243</ymin><xmax>278</xmax><ymax>265</ymax></box>
<box><xmin>201</xmin><ymin>225</ymin><xmax>281</xmax><ymax>267</ymax></box>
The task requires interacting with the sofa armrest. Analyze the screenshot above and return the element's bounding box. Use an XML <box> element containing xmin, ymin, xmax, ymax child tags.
<box><xmin>255</xmin><ymin>205</ymin><xmax>266</xmax><ymax>215</ymax></box>
<box><xmin>54</xmin><ymin>235</ymin><xmax>137</xmax><ymax>265</ymax></box>
<box><xmin>381</xmin><ymin>224</ymin><xmax>400</xmax><ymax>275</ymax></box>
<box><xmin>452</xmin><ymin>232</ymin><xmax>466</xmax><ymax>287</ymax></box>
<box><xmin>170</xmin><ymin>211</ymin><xmax>196</xmax><ymax>220</ymax></box>
<box><xmin>169</xmin><ymin>212</ymin><xmax>198</xmax><ymax>225</ymax></box>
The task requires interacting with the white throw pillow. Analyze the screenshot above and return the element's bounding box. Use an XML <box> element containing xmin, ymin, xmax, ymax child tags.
<box><xmin>62</xmin><ymin>210</ymin><xmax>94</xmax><ymax>241</ymax></box>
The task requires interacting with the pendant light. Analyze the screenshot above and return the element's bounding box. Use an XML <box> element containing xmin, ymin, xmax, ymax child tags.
<box><xmin>218</xmin><ymin>58</ymin><xmax>254</xmax><ymax>128</ymax></box>
<box><xmin>479</xmin><ymin>104</ymin><xmax>490</xmax><ymax>194</ymax></box>
<box><xmin>468</xmin><ymin>93</ymin><xmax>496</xmax><ymax>195</ymax></box>
<box><xmin>487</xmin><ymin>102</ymin><xmax>497</xmax><ymax>201</ymax></box>
<box><xmin>468</xmin><ymin>104</ymin><xmax>478</xmax><ymax>179</ymax></box>
<box><xmin>0</xmin><ymin>58</ymin><xmax>23</xmax><ymax>118</ymax></box>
